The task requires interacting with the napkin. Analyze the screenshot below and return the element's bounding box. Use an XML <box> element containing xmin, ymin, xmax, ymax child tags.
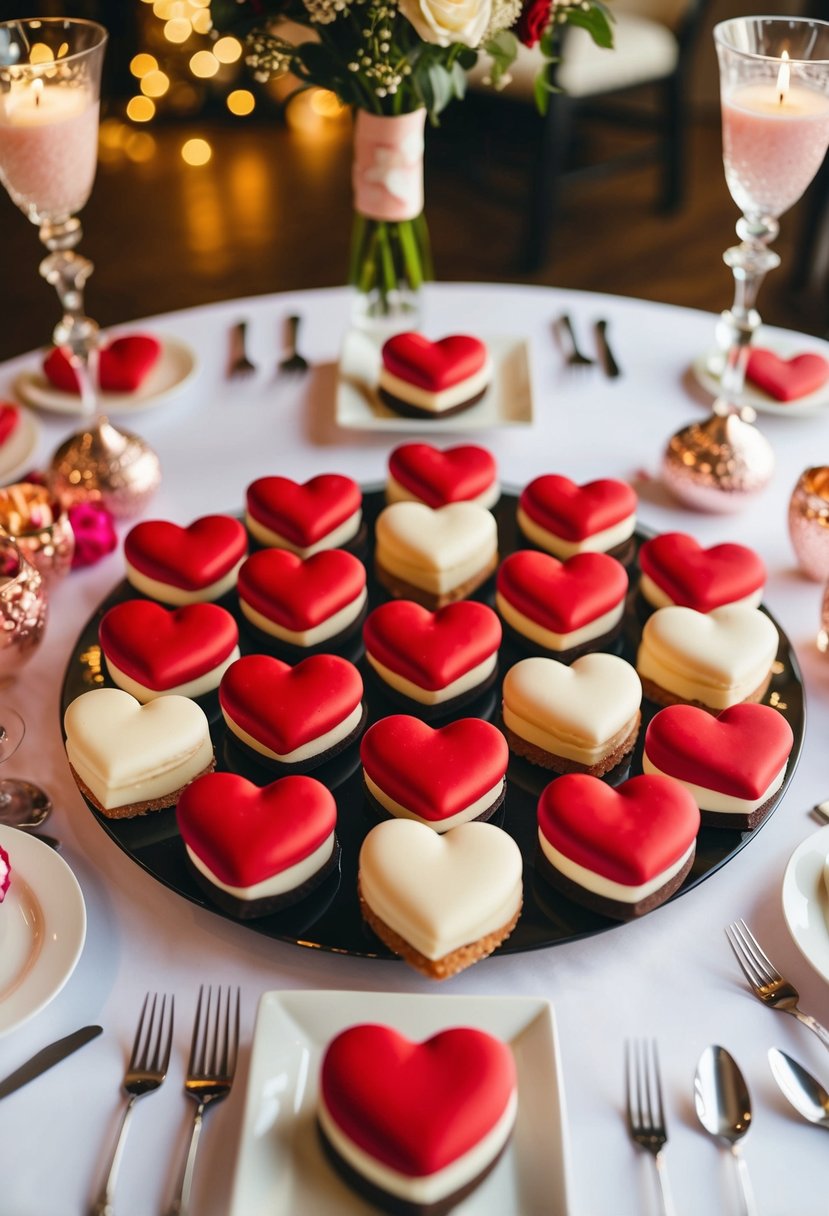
<box><xmin>745</xmin><ymin>347</ymin><xmax>829</xmax><ymax>402</ymax></box>
<box><xmin>43</xmin><ymin>334</ymin><xmax>162</xmax><ymax>395</ymax></box>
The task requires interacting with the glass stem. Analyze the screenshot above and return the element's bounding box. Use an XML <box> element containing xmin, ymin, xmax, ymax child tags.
<box><xmin>717</xmin><ymin>212</ymin><xmax>780</xmax><ymax>404</ymax></box>
<box><xmin>38</xmin><ymin>216</ymin><xmax>100</xmax><ymax>416</ymax></box>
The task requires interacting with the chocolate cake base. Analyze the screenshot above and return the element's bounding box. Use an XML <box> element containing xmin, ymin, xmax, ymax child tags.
<box><xmin>499</xmin><ymin>614</ymin><xmax>623</xmax><ymax>664</ymax></box>
<box><xmin>639</xmin><ymin>672</ymin><xmax>772</xmax><ymax>712</ymax></box>
<box><xmin>362</xmin><ymin>778</ymin><xmax>506</xmax><ymax>831</ymax></box>
<box><xmin>504</xmin><ymin>714</ymin><xmax>640</xmax><ymax>777</ymax></box>
<box><xmin>358</xmin><ymin>881</ymin><xmax>521</xmax><ymax>979</ymax></box>
<box><xmin>535</xmin><ymin>843</ymin><xmax>695</xmax><ymax>921</ymax></box>
<box><xmin>698</xmin><ymin>790</ymin><xmax>777</xmax><ymax>831</ymax></box>
<box><xmin>317</xmin><ymin>1119</ymin><xmax>509</xmax><ymax>1216</ymax></box>
<box><xmin>238</xmin><ymin>599</ymin><xmax>366</xmax><ymax>661</ymax></box>
<box><xmin>374</xmin><ymin>551</ymin><xmax>498</xmax><ymax>611</ymax></box>
<box><xmin>185</xmin><ymin>835</ymin><xmax>341</xmax><ymax>919</ymax></box>
<box><xmin>71</xmin><ymin>758</ymin><xmax>216</xmax><ymax>820</ymax></box>
<box><xmin>364</xmin><ymin>659</ymin><xmax>499</xmax><ymax>721</ymax></box>
<box><xmin>378</xmin><ymin>385</ymin><xmax>489</xmax><ymax>419</ymax></box>
<box><xmin>224</xmin><ymin>701</ymin><xmax>368</xmax><ymax>774</ymax></box>
<box><xmin>517</xmin><ymin>526</ymin><xmax>636</xmax><ymax>568</ymax></box>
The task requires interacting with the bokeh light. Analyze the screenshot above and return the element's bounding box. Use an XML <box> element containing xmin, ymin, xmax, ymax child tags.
<box><xmin>182</xmin><ymin>137</ymin><xmax>212</xmax><ymax>166</ymax></box>
<box><xmin>189</xmin><ymin>50</ymin><xmax>219</xmax><ymax>78</ymax></box>
<box><xmin>130</xmin><ymin>53</ymin><xmax>158</xmax><ymax>77</ymax></box>
<box><xmin>141</xmin><ymin>70</ymin><xmax>170</xmax><ymax>98</ymax></box>
<box><xmin>126</xmin><ymin>95</ymin><xmax>156</xmax><ymax>123</ymax></box>
<box><xmin>226</xmin><ymin>89</ymin><xmax>255</xmax><ymax>116</ymax></box>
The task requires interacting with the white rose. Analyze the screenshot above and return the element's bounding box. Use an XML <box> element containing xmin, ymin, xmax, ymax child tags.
<box><xmin>399</xmin><ymin>0</ymin><xmax>493</xmax><ymax>47</ymax></box>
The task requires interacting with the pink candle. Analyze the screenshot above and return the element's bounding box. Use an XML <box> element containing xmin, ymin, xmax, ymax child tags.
<box><xmin>722</xmin><ymin>80</ymin><xmax>829</xmax><ymax>218</ymax></box>
<box><xmin>0</xmin><ymin>82</ymin><xmax>99</xmax><ymax>223</ymax></box>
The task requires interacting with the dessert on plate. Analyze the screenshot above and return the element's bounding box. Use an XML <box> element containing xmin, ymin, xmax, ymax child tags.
<box><xmin>318</xmin><ymin>1022</ymin><xmax>517</xmax><ymax>1216</ymax></box>
<box><xmin>378</xmin><ymin>332</ymin><xmax>492</xmax><ymax>419</ymax></box>
<box><xmin>638</xmin><ymin>532</ymin><xmax>766</xmax><ymax>612</ymax></box>
<box><xmin>124</xmin><ymin>514</ymin><xmax>247</xmax><ymax>604</ymax></box>
<box><xmin>237</xmin><ymin>547</ymin><xmax>367</xmax><ymax>651</ymax></box>
<box><xmin>517</xmin><ymin>474</ymin><xmax>637</xmax><ymax>561</ymax></box>
<box><xmin>0</xmin><ymin>844</ymin><xmax>9</xmax><ymax>902</ymax></box>
<box><xmin>375</xmin><ymin>501</ymin><xmax>498</xmax><ymax>609</ymax></box>
<box><xmin>245</xmin><ymin>473</ymin><xmax>364</xmax><ymax>556</ymax></box>
<box><xmin>386</xmin><ymin>442</ymin><xmax>499</xmax><ymax>509</ymax></box>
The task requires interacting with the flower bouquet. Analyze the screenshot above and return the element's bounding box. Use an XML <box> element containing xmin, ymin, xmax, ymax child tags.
<box><xmin>212</xmin><ymin>0</ymin><xmax>612</xmax><ymax>325</ymax></box>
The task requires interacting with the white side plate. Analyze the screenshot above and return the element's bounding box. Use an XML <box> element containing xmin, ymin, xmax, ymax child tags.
<box><xmin>228</xmin><ymin>989</ymin><xmax>570</xmax><ymax>1216</ymax></box>
<box><xmin>0</xmin><ymin>826</ymin><xmax>87</xmax><ymax>1036</ymax></box>
<box><xmin>337</xmin><ymin>331</ymin><xmax>533</xmax><ymax>431</ymax></box>
<box><xmin>692</xmin><ymin>338</ymin><xmax>829</xmax><ymax>418</ymax></box>
<box><xmin>782</xmin><ymin>824</ymin><xmax>829</xmax><ymax>985</ymax></box>
<box><xmin>0</xmin><ymin>406</ymin><xmax>39</xmax><ymax>484</ymax></box>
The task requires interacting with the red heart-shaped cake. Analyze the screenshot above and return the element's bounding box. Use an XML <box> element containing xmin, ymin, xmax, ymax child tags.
<box><xmin>644</xmin><ymin>703</ymin><xmax>793</xmax><ymax>800</ymax></box>
<box><xmin>746</xmin><ymin>348</ymin><xmax>829</xmax><ymax>402</ymax></box>
<box><xmin>363</xmin><ymin>600</ymin><xmax>501</xmax><ymax>690</ymax></box>
<box><xmin>124</xmin><ymin>515</ymin><xmax>247</xmax><ymax>591</ymax></box>
<box><xmin>519</xmin><ymin>474</ymin><xmax>636</xmax><ymax>542</ymax></box>
<box><xmin>99</xmin><ymin>600</ymin><xmax>238</xmax><ymax>690</ymax></box>
<box><xmin>246</xmin><ymin>474</ymin><xmax>361</xmax><ymax>548</ymax></box>
<box><xmin>388</xmin><ymin>442</ymin><xmax>496</xmax><ymax>507</ymax></box>
<box><xmin>219</xmin><ymin>653</ymin><xmax>363</xmax><ymax>757</ymax></box>
<box><xmin>382</xmin><ymin>333</ymin><xmax>487</xmax><ymax>392</ymax></box>
<box><xmin>497</xmin><ymin>550</ymin><xmax>628</xmax><ymax>633</ymax></box>
<box><xmin>238</xmin><ymin>548</ymin><xmax>366</xmax><ymax>631</ymax></box>
<box><xmin>177</xmin><ymin>771</ymin><xmax>336</xmax><ymax>887</ymax></box>
<box><xmin>0</xmin><ymin>404</ymin><xmax>19</xmax><ymax>446</ymax></box>
<box><xmin>360</xmin><ymin>715</ymin><xmax>508</xmax><ymax>823</ymax></box>
<box><xmin>638</xmin><ymin>532</ymin><xmax>765</xmax><ymax>613</ymax></box>
<box><xmin>320</xmin><ymin>1023</ymin><xmax>516</xmax><ymax>1177</ymax></box>
<box><xmin>44</xmin><ymin>335</ymin><xmax>162</xmax><ymax>394</ymax></box>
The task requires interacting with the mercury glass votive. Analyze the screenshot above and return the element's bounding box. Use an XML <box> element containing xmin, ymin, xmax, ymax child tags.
<box><xmin>0</xmin><ymin>483</ymin><xmax>74</xmax><ymax>582</ymax></box>
<box><xmin>0</xmin><ymin>536</ymin><xmax>47</xmax><ymax>681</ymax></box>
<box><xmin>789</xmin><ymin>467</ymin><xmax>829</xmax><ymax>581</ymax></box>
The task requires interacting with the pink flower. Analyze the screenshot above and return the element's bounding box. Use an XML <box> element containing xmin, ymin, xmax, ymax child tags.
<box><xmin>69</xmin><ymin>502</ymin><xmax>118</xmax><ymax>569</ymax></box>
<box><xmin>517</xmin><ymin>0</ymin><xmax>552</xmax><ymax>47</ymax></box>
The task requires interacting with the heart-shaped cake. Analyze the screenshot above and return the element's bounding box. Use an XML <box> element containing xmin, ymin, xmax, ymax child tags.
<box><xmin>358</xmin><ymin>818</ymin><xmax>523</xmax><ymax>978</ymax></box>
<box><xmin>176</xmin><ymin>771</ymin><xmax>338</xmax><ymax>916</ymax></box>
<box><xmin>44</xmin><ymin>334</ymin><xmax>162</xmax><ymax>394</ymax></box>
<box><xmin>518</xmin><ymin>474</ymin><xmax>637</xmax><ymax>558</ymax></box>
<box><xmin>363</xmin><ymin>599</ymin><xmax>501</xmax><ymax>707</ymax></box>
<box><xmin>99</xmin><ymin>600</ymin><xmax>239</xmax><ymax>700</ymax></box>
<box><xmin>745</xmin><ymin>348</ymin><xmax>829</xmax><ymax>402</ymax></box>
<box><xmin>638</xmin><ymin>532</ymin><xmax>765</xmax><ymax>612</ymax></box>
<box><xmin>387</xmin><ymin>442</ymin><xmax>498</xmax><ymax>509</ymax></box>
<box><xmin>643</xmin><ymin>702</ymin><xmax>794</xmax><ymax>828</ymax></box>
<box><xmin>374</xmin><ymin>501</ymin><xmax>498</xmax><ymax>609</ymax></box>
<box><xmin>537</xmin><ymin>772</ymin><xmax>700</xmax><ymax>919</ymax></box>
<box><xmin>64</xmin><ymin>687</ymin><xmax>214</xmax><ymax>817</ymax></box>
<box><xmin>360</xmin><ymin>714</ymin><xmax>508</xmax><ymax>830</ymax></box>
<box><xmin>0</xmin><ymin>403</ymin><xmax>19</xmax><ymax>446</ymax></box>
<box><xmin>237</xmin><ymin>547</ymin><xmax>367</xmax><ymax>648</ymax></box>
<box><xmin>318</xmin><ymin>1023</ymin><xmax>517</xmax><ymax>1212</ymax></box>
<box><xmin>245</xmin><ymin>474</ymin><xmax>362</xmax><ymax>555</ymax></box>
<box><xmin>379</xmin><ymin>333</ymin><xmax>492</xmax><ymax>418</ymax></box>
<box><xmin>219</xmin><ymin>653</ymin><xmax>365</xmax><ymax>768</ymax></box>
<box><xmin>124</xmin><ymin>514</ymin><xmax>247</xmax><ymax>604</ymax></box>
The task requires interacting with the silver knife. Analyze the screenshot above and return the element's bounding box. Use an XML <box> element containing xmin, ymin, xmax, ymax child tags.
<box><xmin>0</xmin><ymin>1024</ymin><xmax>102</xmax><ymax>1099</ymax></box>
<box><xmin>595</xmin><ymin>319</ymin><xmax>621</xmax><ymax>379</ymax></box>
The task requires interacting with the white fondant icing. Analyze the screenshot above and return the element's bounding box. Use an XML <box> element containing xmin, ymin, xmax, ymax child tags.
<box><xmin>124</xmin><ymin>557</ymin><xmax>244</xmax><ymax>605</ymax></box>
<box><xmin>642</xmin><ymin>752</ymin><xmax>786</xmax><ymax>815</ymax></box>
<box><xmin>239</xmin><ymin>588</ymin><xmax>367</xmax><ymax>647</ymax></box>
<box><xmin>222</xmin><ymin>702</ymin><xmax>363</xmax><ymax>765</ymax></box>
<box><xmin>517</xmin><ymin>505</ymin><xmax>635</xmax><ymax>557</ymax></box>
<box><xmin>639</xmin><ymin>572</ymin><xmax>763</xmax><ymax>612</ymax></box>
<box><xmin>365</xmin><ymin>652</ymin><xmax>497</xmax><ymax>705</ymax></box>
<box><xmin>244</xmin><ymin>509</ymin><xmax>362</xmax><ymax>558</ymax></box>
<box><xmin>104</xmin><ymin>648</ymin><xmax>240</xmax><ymax>703</ymax></box>
<box><xmin>186</xmin><ymin>832</ymin><xmax>335</xmax><ymax>900</ymax></box>
<box><xmin>538</xmin><ymin>830</ymin><xmax>695</xmax><ymax>903</ymax></box>
<box><xmin>496</xmin><ymin>593</ymin><xmax>624</xmax><ymax>650</ymax></box>
<box><xmin>364</xmin><ymin>772</ymin><xmax>505</xmax><ymax>833</ymax></box>
<box><xmin>378</xmin><ymin>357</ymin><xmax>492</xmax><ymax>412</ymax></box>
<box><xmin>385</xmin><ymin>472</ymin><xmax>500</xmax><ymax>511</ymax></box>
<box><xmin>375</xmin><ymin>502</ymin><xmax>497</xmax><ymax>594</ymax></box>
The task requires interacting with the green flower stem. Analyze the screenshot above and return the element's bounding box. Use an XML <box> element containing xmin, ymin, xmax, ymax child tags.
<box><xmin>350</xmin><ymin>210</ymin><xmax>432</xmax><ymax>315</ymax></box>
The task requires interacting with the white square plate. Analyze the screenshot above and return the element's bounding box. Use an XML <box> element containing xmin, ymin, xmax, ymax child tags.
<box><xmin>336</xmin><ymin>331</ymin><xmax>533</xmax><ymax>431</ymax></box>
<box><xmin>228</xmin><ymin>989</ymin><xmax>570</xmax><ymax>1216</ymax></box>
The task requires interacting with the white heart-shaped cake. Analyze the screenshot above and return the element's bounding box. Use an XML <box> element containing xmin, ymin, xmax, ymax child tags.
<box><xmin>376</xmin><ymin>501</ymin><xmax>497</xmax><ymax>573</ymax></box>
<box><xmin>64</xmin><ymin>687</ymin><xmax>214</xmax><ymax>814</ymax></box>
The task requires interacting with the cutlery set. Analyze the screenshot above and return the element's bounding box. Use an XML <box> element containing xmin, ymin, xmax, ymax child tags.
<box><xmin>227</xmin><ymin>315</ymin><xmax>310</xmax><ymax>380</ymax></box>
<box><xmin>555</xmin><ymin>313</ymin><xmax>622</xmax><ymax>378</ymax></box>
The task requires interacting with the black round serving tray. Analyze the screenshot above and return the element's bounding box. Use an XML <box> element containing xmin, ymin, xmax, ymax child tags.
<box><xmin>61</xmin><ymin>487</ymin><xmax>805</xmax><ymax>957</ymax></box>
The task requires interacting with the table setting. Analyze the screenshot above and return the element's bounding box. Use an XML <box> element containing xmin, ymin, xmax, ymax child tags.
<box><xmin>2</xmin><ymin>6</ymin><xmax>829</xmax><ymax>1216</ymax></box>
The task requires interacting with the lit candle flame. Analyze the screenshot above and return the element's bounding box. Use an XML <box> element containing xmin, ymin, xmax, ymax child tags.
<box><xmin>777</xmin><ymin>50</ymin><xmax>790</xmax><ymax>105</ymax></box>
<box><xmin>32</xmin><ymin>78</ymin><xmax>43</xmax><ymax>107</ymax></box>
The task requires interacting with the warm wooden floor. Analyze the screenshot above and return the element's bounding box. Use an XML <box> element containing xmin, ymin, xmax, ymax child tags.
<box><xmin>0</xmin><ymin>105</ymin><xmax>825</xmax><ymax>363</ymax></box>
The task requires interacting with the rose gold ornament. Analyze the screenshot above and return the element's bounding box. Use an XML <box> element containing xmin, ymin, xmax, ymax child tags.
<box><xmin>0</xmin><ymin>482</ymin><xmax>74</xmax><ymax>583</ymax></box>
<box><xmin>49</xmin><ymin>416</ymin><xmax>161</xmax><ymax>520</ymax></box>
<box><xmin>0</xmin><ymin>536</ymin><xmax>47</xmax><ymax>682</ymax></box>
<box><xmin>662</xmin><ymin>403</ymin><xmax>774</xmax><ymax>513</ymax></box>
<box><xmin>788</xmin><ymin>467</ymin><xmax>829</xmax><ymax>582</ymax></box>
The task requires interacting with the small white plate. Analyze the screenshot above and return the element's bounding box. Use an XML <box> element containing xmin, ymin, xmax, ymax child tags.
<box><xmin>782</xmin><ymin>824</ymin><xmax>829</xmax><ymax>984</ymax></box>
<box><xmin>13</xmin><ymin>336</ymin><xmax>197</xmax><ymax>416</ymax></box>
<box><xmin>337</xmin><ymin>331</ymin><xmax>533</xmax><ymax>431</ymax></box>
<box><xmin>692</xmin><ymin>339</ymin><xmax>829</xmax><ymax>418</ymax></box>
<box><xmin>0</xmin><ymin>406</ymin><xmax>39</xmax><ymax>484</ymax></box>
<box><xmin>0</xmin><ymin>826</ymin><xmax>87</xmax><ymax>1037</ymax></box>
<box><xmin>228</xmin><ymin>989</ymin><xmax>570</xmax><ymax>1216</ymax></box>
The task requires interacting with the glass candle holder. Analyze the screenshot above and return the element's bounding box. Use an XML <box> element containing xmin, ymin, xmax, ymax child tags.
<box><xmin>789</xmin><ymin>467</ymin><xmax>829</xmax><ymax>581</ymax></box>
<box><xmin>0</xmin><ymin>482</ymin><xmax>74</xmax><ymax>582</ymax></box>
<box><xmin>0</xmin><ymin>536</ymin><xmax>47</xmax><ymax>682</ymax></box>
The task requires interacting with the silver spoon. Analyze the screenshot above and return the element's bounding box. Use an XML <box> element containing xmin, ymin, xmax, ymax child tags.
<box><xmin>694</xmin><ymin>1045</ymin><xmax>757</xmax><ymax>1216</ymax></box>
<box><xmin>769</xmin><ymin>1047</ymin><xmax>829</xmax><ymax>1130</ymax></box>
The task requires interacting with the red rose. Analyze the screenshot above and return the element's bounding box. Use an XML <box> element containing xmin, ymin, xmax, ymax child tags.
<box><xmin>517</xmin><ymin>0</ymin><xmax>552</xmax><ymax>47</ymax></box>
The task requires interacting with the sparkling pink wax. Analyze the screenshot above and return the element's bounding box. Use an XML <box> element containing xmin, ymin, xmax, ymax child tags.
<box><xmin>0</xmin><ymin>86</ymin><xmax>99</xmax><ymax>223</ymax></box>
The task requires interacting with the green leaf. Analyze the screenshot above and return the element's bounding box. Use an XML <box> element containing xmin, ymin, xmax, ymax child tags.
<box><xmin>533</xmin><ymin>72</ymin><xmax>553</xmax><ymax>114</ymax></box>
<box><xmin>456</xmin><ymin>47</ymin><xmax>477</xmax><ymax>69</ymax></box>
<box><xmin>565</xmin><ymin>6</ymin><xmax>614</xmax><ymax>49</ymax></box>
<box><xmin>539</xmin><ymin>29</ymin><xmax>558</xmax><ymax>59</ymax></box>
<box><xmin>427</xmin><ymin>63</ymin><xmax>454</xmax><ymax>115</ymax></box>
<box><xmin>451</xmin><ymin>59</ymin><xmax>467</xmax><ymax>100</ymax></box>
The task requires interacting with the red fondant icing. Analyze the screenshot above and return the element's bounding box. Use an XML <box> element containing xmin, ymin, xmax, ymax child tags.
<box><xmin>644</xmin><ymin>703</ymin><xmax>793</xmax><ymax>799</ymax></box>
<box><xmin>519</xmin><ymin>474</ymin><xmax>636</xmax><ymax>542</ymax></box>
<box><xmin>219</xmin><ymin>653</ymin><xmax>363</xmax><ymax>756</ymax></box>
<box><xmin>360</xmin><ymin>714</ymin><xmax>508</xmax><ymax>820</ymax></box>
<box><xmin>537</xmin><ymin>772</ymin><xmax>700</xmax><ymax>885</ymax></box>
<box><xmin>176</xmin><ymin>771</ymin><xmax>336</xmax><ymax>886</ymax></box>
<box><xmin>363</xmin><ymin>600</ymin><xmax>501</xmax><ymax>690</ymax></box>
<box><xmin>388</xmin><ymin>443</ymin><xmax>496</xmax><ymax>507</ymax></box>
<box><xmin>99</xmin><ymin>600</ymin><xmax>238</xmax><ymax>690</ymax></box>
<box><xmin>382</xmin><ymin>333</ymin><xmax>488</xmax><ymax>392</ymax></box>
<box><xmin>0</xmin><ymin>403</ymin><xmax>19</xmax><ymax>446</ymax></box>
<box><xmin>497</xmin><ymin>550</ymin><xmax>628</xmax><ymax>633</ymax></box>
<box><xmin>238</xmin><ymin>548</ymin><xmax>366</xmax><ymax>632</ymax></box>
<box><xmin>639</xmin><ymin>532</ymin><xmax>765</xmax><ymax>613</ymax></box>
<box><xmin>44</xmin><ymin>335</ymin><xmax>162</xmax><ymax>394</ymax></box>
<box><xmin>746</xmin><ymin>348</ymin><xmax>829</xmax><ymax>403</ymax></box>
<box><xmin>246</xmin><ymin>474</ymin><xmax>361</xmax><ymax>548</ymax></box>
<box><xmin>124</xmin><ymin>515</ymin><xmax>247</xmax><ymax>591</ymax></box>
<box><xmin>321</xmin><ymin>1023</ymin><xmax>516</xmax><ymax>1176</ymax></box>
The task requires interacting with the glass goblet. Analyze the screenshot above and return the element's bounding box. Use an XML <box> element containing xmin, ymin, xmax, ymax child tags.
<box><xmin>0</xmin><ymin>17</ymin><xmax>107</xmax><ymax>414</ymax></box>
<box><xmin>0</xmin><ymin>705</ymin><xmax>52</xmax><ymax>830</ymax></box>
<box><xmin>713</xmin><ymin>17</ymin><xmax>829</xmax><ymax>407</ymax></box>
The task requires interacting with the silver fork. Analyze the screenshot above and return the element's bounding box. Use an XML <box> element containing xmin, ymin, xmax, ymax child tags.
<box><xmin>165</xmin><ymin>985</ymin><xmax>241</xmax><ymax>1216</ymax></box>
<box><xmin>556</xmin><ymin>314</ymin><xmax>596</xmax><ymax>370</ymax></box>
<box><xmin>726</xmin><ymin>919</ymin><xmax>829</xmax><ymax>1050</ymax></box>
<box><xmin>278</xmin><ymin>314</ymin><xmax>309</xmax><ymax>375</ymax></box>
<box><xmin>625</xmin><ymin>1039</ymin><xmax>677</xmax><ymax>1216</ymax></box>
<box><xmin>90</xmin><ymin>992</ymin><xmax>174</xmax><ymax>1216</ymax></box>
<box><xmin>228</xmin><ymin>321</ymin><xmax>257</xmax><ymax>379</ymax></box>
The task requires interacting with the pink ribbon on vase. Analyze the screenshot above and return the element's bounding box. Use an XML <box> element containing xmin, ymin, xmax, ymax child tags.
<box><xmin>352</xmin><ymin>110</ymin><xmax>426</xmax><ymax>222</ymax></box>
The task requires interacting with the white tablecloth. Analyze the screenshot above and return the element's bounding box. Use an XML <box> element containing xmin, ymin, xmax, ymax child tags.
<box><xmin>1</xmin><ymin>283</ymin><xmax>828</xmax><ymax>1216</ymax></box>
